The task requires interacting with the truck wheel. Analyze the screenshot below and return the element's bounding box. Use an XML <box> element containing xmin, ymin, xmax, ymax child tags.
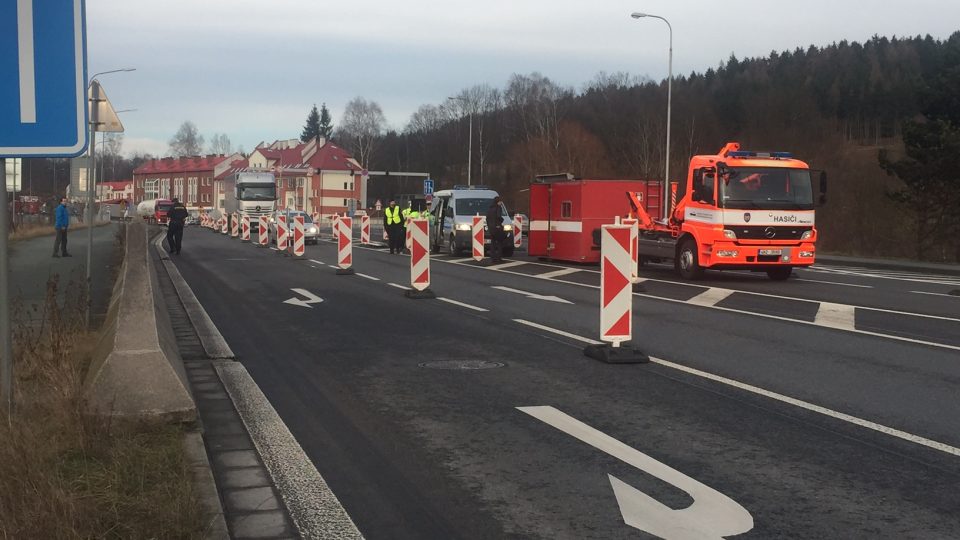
<box><xmin>676</xmin><ymin>239</ymin><xmax>704</xmax><ymax>280</ymax></box>
<box><xmin>766</xmin><ymin>267</ymin><xmax>793</xmax><ymax>281</ymax></box>
<box><xmin>448</xmin><ymin>234</ymin><xmax>462</xmax><ymax>256</ymax></box>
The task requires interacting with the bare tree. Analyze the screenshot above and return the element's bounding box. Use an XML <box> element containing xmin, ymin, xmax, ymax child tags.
<box><xmin>208</xmin><ymin>133</ymin><xmax>233</xmax><ymax>155</ymax></box>
<box><xmin>450</xmin><ymin>85</ymin><xmax>502</xmax><ymax>184</ymax></box>
<box><xmin>103</xmin><ymin>133</ymin><xmax>123</xmax><ymax>181</ymax></box>
<box><xmin>168</xmin><ymin>121</ymin><xmax>205</xmax><ymax>157</ymax></box>
<box><xmin>337</xmin><ymin>97</ymin><xmax>386</xmax><ymax>167</ymax></box>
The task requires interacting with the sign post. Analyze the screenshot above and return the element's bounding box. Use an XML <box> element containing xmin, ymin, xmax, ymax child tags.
<box><xmin>1</xmin><ymin>0</ymin><xmax>89</xmax><ymax>416</ymax></box>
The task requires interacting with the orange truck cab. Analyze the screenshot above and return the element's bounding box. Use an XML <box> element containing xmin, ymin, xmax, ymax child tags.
<box><xmin>635</xmin><ymin>142</ymin><xmax>826</xmax><ymax>280</ymax></box>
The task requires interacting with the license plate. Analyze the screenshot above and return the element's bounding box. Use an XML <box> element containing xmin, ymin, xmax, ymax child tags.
<box><xmin>759</xmin><ymin>249</ymin><xmax>782</xmax><ymax>256</ymax></box>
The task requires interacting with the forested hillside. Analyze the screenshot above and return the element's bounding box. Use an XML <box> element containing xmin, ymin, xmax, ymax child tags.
<box><xmin>372</xmin><ymin>32</ymin><xmax>960</xmax><ymax>262</ymax></box>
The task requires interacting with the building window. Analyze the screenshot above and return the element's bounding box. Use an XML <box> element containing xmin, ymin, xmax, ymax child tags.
<box><xmin>561</xmin><ymin>201</ymin><xmax>572</xmax><ymax>218</ymax></box>
<box><xmin>343</xmin><ymin>199</ymin><xmax>347</xmax><ymax>206</ymax></box>
<box><xmin>349</xmin><ymin>182</ymin><xmax>354</xmax><ymax>190</ymax></box>
<box><xmin>343</xmin><ymin>182</ymin><xmax>347</xmax><ymax>189</ymax></box>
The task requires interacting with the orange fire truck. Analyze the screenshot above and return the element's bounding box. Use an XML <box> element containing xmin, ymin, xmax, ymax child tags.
<box><xmin>632</xmin><ymin>142</ymin><xmax>826</xmax><ymax>280</ymax></box>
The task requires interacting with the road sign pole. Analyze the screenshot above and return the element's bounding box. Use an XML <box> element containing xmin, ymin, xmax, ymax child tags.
<box><xmin>0</xmin><ymin>158</ymin><xmax>13</xmax><ymax>418</ymax></box>
<box><xmin>85</xmin><ymin>89</ymin><xmax>96</xmax><ymax>330</ymax></box>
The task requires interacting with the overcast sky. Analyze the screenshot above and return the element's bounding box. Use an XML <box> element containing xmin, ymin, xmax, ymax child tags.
<box><xmin>86</xmin><ymin>0</ymin><xmax>960</xmax><ymax>158</ymax></box>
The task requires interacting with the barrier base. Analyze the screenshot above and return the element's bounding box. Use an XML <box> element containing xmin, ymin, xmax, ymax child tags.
<box><xmin>336</xmin><ymin>267</ymin><xmax>355</xmax><ymax>275</ymax></box>
<box><xmin>583</xmin><ymin>343</ymin><xmax>649</xmax><ymax>364</ymax></box>
<box><xmin>405</xmin><ymin>288</ymin><xmax>436</xmax><ymax>300</ymax></box>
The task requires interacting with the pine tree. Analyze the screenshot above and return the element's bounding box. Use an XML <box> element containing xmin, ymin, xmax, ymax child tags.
<box><xmin>319</xmin><ymin>103</ymin><xmax>334</xmax><ymax>139</ymax></box>
<box><xmin>301</xmin><ymin>105</ymin><xmax>321</xmax><ymax>142</ymax></box>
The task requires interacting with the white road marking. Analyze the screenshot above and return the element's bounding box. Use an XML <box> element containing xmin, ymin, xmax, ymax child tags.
<box><xmin>309</xmin><ymin>259</ymin><xmax>324</xmax><ymax>265</ymax></box>
<box><xmin>910</xmin><ymin>290</ymin><xmax>960</xmax><ymax>299</ymax></box>
<box><xmin>537</xmin><ymin>267</ymin><xmax>581</xmax><ymax>280</ymax></box>
<box><xmin>490</xmin><ymin>260</ymin><xmax>528</xmax><ymax>270</ymax></box>
<box><xmin>808</xmin><ymin>266</ymin><xmax>960</xmax><ymax>287</ymax></box>
<box><xmin>517</xmin><ymin>320</ymin><xmax>960</xmax><ymax>459</ymax></box>
<box><xmin>355</xmin><ymin>273</ymin><xmax>380</xmax><ymax>281</ymax></box>
<box><xmin>270</xmin><ymin>247</ymin><xmax>279</xmax><ymax>251</ymax></box>
<box><xmin>794</xmin><ymin>278</ymin><xmax>873</xmax><ymax>288</ymax></box>
<box><xmin>448</xmin><ymin>257</ymin><xmax>477</xmax><ymax>264</ymax></box>
<box><xmin>493</xmin><ymin>285</ymin><xmax>573</xmax><ymax>304</ymax></box>
<box><xmin>514</xmin><ymin>319</ymin><xmax>600</xmax><ymax>344</ymax></box>
<box><xmin>216</xmin><ymin>362</ymin><xmax>363</xmax><ymax>539</ymax></box>
<box><xmin>815</xmin><ymin>302</ymin><xmax>857</xmax><ymax>330</ymax></box>
<box><xmin>284</xmin><ymin>288</ymin><xmax>323</xmax><ymax>308</ymax></box>
<box><xmin>438</xmin><ymin>297</ymin><xmax>489</xmax><ymax>312</ymax></box>
<box><xmin>388</xmin><ymin>282</ymin><xmax>411</xmax><ymax>291</ymax></box>
<box><xmin>327</xmin><ymin>265</ymin><xmax>339</xmax><ymax>269</ymax></box>
<box><xmin>17</xmin><ymin>0</ymin><xmax>36</xmax><ymax>123</ymax></box>
<box><xmin>686</xmin><ymin>287</ymin><xmax>735</xmax><ymax>307</ymax></box>
<box><xmin>519</xmin><ymin>406</ymin><xmax>753</xmax><ymax>539</ymax></box>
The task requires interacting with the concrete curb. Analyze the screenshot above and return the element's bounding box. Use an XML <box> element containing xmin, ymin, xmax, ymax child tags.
<box><xmin>83</xmin><ymin>220</ymin><xmax>197</xmax><ymax>423</ymax></box>
<box><xmin>817</xmin><ymin>254</ymin><xmax>960</xmax><ymax>276</ymax></box>
<box><xmin>184</xmin><ymin>430</ymin><xmax>231</xmax><ymax>540</ymax></box>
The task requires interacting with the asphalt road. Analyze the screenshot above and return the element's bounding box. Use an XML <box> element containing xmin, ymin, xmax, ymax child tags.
<box><xmin>171</xmin><ymin>226</ymin><xmax>960</xmax><ymax>539</ymax></box>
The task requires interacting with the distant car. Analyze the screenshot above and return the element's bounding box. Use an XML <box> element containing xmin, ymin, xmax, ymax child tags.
<box><xmin>268</xmin><ymin>210</ymin><xmax>319</xmax><ymax>245</ymax></box>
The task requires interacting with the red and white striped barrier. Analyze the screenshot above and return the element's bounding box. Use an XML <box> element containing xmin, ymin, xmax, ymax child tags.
<box><xmin>513</xmin><ymin>214</ymin><xmax>523</xmax><ymax>249</ymax></box>
<box><xmin>405</xmin><ymin>218</ymin><xmax>412</xmax><ymax>252</ymax></box>
<box><xmin>472</xmin><ymin>215</ymin><xmax>484</xmax><ymax>262</ymax></box>
<box><xmin>241</xmin><ymin>215</ymin><xmax>251</xmax><ymax>242</ymax></box>
<box><xmin>582</xmin><ymin>225</ymin><xmax>648</xmax><ymax>363</ymax></box>
<box><xmin>258</xmin><ymin>216</ymin><xmax>269</xmax><ymax>247</ymax></box>
<box><xmin>337</xmin><ymin>216</ymin><xmax>354</xmax><ymax>274</ymax></box>
<box><xmin>230</xmin><ymin>213</ymin><xmax>239</xmax><ymax>238</ymax></box>
<box><xmin>406</xmin><ymin>218</ymin><xmax>434</xmax><ymax>298</ymax></box>
<box><xmin>220</xmin><ymin>216</ymin><xmax>227</xmax><ymax>234</ymax></box>
<box><xmin>382</xmin><ymin>221</ymin><xmax>388</xmax><ymax>242</ymax></box>
<box><xmin>331</xmin><ymin>214</ymin><xmax>339</xmax><ymax>239</ymax></box>
<box><xmin>621</xmin><ymin>217</ymin><xmax>639</xmax><ymax>282</ymax></box>
<box><xmin>292</xmin><ymin>215</ymin><xmax>305</xmax><ymax>257</ymax></box>
<box><xmin>360</xmin><ymin>215</ymin><xmax>370</xmax><ymax>245</ymax></box>
<box><xmin>276</xmin><ymin>214</ymin><xmax>288</xmax><ymax>252</ymax></box>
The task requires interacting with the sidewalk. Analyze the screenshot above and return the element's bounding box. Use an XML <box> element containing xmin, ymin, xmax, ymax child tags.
<box><xmin>817</xmin><ymin>253</ymin><xmax>960</xmax><ymax>276</ymax></box>
<box><xmin>8</xmin><ymin>222</ymin><xmax>122</xmax><ymax>329</ymax></box>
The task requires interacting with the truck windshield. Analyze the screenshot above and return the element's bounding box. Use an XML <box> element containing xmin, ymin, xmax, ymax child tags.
<box><xmin>455</xmin><ymin>198</ymin><xmax>508</xmax><ymax>217</ymax></box>
<box><xmin>719</xmin><ymin>168</ymin><xmax>813</xmax><ymax>210</ymax></box>
<box><xmin>238</xmin><ymin>184</ymin><xmax>276</xmax><ymax>201</ymax></box>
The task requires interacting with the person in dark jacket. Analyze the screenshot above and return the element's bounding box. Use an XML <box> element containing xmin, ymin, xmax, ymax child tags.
<box><xmin>485</xmin><ymin>196</ymin><xmax>506</xmax><ymax>263</ymax></box>
<box><xmin>166</xmin><ymin>198</ymin><xmax>189</xmax><ymax>254</ymax></box>
<box><xmin>53</xmin><ymin>197</ymin><xmax>71</xmax><ymax>257</ymax></box>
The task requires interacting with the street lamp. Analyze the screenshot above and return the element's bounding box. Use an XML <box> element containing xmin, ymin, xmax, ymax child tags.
<box><xmin>631</xmin><ymin>12</ymin><xmax>672</xmax><ymax>221</ymax></box>
<box><xmin>85</xmin><ymin>68</ymin><xmax>135</xmax><ymax>329</ymax></box>
<box><xmin>447</xmin><ymin>96</ymin><xmax>473</xmax><ymax>186</ymax></box>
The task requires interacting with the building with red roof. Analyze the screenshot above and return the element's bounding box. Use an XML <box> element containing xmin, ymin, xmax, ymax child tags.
<box><xmin>96</xmin><ymin>180</ymin><xmax>133</xmax><ymax>202</ymax></box>
<box><xmin>132</xmin><ymin>153</ymin><xmax>243</xmax><ymax>209</ymax></box>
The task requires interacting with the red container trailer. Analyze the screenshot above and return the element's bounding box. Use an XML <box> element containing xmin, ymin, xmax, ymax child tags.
<box><xmin>528</xmin><ymin>176</ymin><xmax>661</xmax><ymax>263</ymax></box>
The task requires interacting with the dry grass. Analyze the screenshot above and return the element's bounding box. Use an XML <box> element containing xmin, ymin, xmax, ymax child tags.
<box><xmin>0</xmin><ymin>253</ymin><xmax>206</xmax><ymax>538</ymax></box>
<box><xmin>7</xmin><ymin>220</ymin><xmax>112</xmax><ymax>244</ymax></box>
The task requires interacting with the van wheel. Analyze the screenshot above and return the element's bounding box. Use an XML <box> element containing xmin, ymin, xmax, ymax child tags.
<box><xmin>766</xmin><ymin>267</ymin><xmax>793</xmax><ymax>281</ymax></box>
<box><xmin>676</xmin><ymin>239</ymin><xmax>704</xmax><ymax>280</ymax></box>
<box><xmin>448</xmin><ymin>234</ymin><xmax>462</xmax><ymax>256</ymax></box>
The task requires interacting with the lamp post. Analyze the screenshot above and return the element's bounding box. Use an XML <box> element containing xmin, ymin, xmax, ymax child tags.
<box><xmin>86</xmin><ymin>68</ymin><xmax>134</xmax><ymax>329</ymax></box>
<box><xmin>631</xmin><ymin>12</ymin><xmax>672</xmax><ymax>221</ymax></box>
<box><xmin>448</xmin><ymin>96</ymin><xmax>473</xmax><ymax>186</ymax></box>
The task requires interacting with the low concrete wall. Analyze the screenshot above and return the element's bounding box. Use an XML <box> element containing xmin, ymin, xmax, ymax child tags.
<box><xmin>84</xmin><ymin>219</ymin><xmax>196</xmax><ymax>422</ymax></box>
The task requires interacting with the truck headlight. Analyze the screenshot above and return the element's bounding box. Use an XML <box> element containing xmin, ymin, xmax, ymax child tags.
<box><xmin>456</xmin><ymin>223</ymin><xmax>471</xmax><ymax>231</ymax></box>
<box><xmin>722</xmin><ymin>229</ymin><xmax>737</xmax><ymax>240</ymax></box>
<box><xmin>800</xmin><ymin>230</ymin><xmax>813</xmax><ymax>240</ymax></box>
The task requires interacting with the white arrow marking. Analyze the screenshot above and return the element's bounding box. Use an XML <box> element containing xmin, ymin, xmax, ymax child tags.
<box><xmin>492</xmin><ymin>285</ymin><xmax>572</xmax><ymax>304</ymax></box>
<box><xmin>283</xmin><ymin>288</ymin><xmax>323</xmax><ymax>308</ymax></box>
<box><xmin>518</xmin><ymin>406</ymin><xmax>753</xmax><ymax>540</ymax></box>
<box><xmin>17</xmin><ymin>0</ymin><xmax>36</xmax><ymax>123</ymax></box>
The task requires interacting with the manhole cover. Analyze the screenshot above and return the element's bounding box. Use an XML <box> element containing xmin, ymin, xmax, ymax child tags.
<box><xmin>418</xmin><ymin>360</ymin><xmax>505</xmax><ymax>370</ymax></box>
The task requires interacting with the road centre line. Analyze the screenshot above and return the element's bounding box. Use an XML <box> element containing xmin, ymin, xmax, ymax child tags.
<box><xmin>807</xmin><ymin>266</ymin><xmax>960</xmax><ymax>287</ymax></box>
<box><xmin>794</xmin><ymin>278</ymin><xmax>873</xmax><ymax>288</ymax></box>
<box><xmin>327</xmin><ymin>265</ymin><xmax>339</xmax><ymax>269</ymax></box>
<box><xmin>439</xmin><ymin>297</ymin><xmax>490</xmax><ymax>312</ymax></box>
<box><xmin>910</xmin><ymin>290</ymin><xmax>960</xmax><ymax>299</ymax></box>
<box><xmin>309</xmin><ymin>259</ymin><xmax>324</xmax><ymax>265</ymax></box>
<box><xmin>387</xmin><ymin>282</ymin><xmax>411</xmax><ymax>290</ymax></box>
<box><xmin>435</xmin><ymin>256</ymin><xmax>960</xmax><ymax>324</ymax></box>
<box><xmin>435</xmin><ymin>258</ymin><xmax>960</xmax><ymax>351</ymax></box>
<box><xmin>513</xmin><ymin>319</ymin><xmax>960</xmax><ymax>459</ymax></box>
<box><xmin>355</xmin><ymin>273</ymin><xmax>380</xmax><ymax>281</ymax></box>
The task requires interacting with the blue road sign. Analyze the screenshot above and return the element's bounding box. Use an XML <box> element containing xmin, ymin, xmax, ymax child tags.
<box><xmin>0</xmin><ymin>0</ymin><xmax>88</xmax><ymax>157</ymax></box>
<box><xmin>424</xmin><ymin>178</ymin><xmax>434</xmax><ymax>195</ymax></box>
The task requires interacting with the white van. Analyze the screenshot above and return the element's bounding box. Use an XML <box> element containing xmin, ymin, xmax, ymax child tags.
<box><xmin>429</xmin><ymin>186</ymin><xmax>515</xmax><ymax>256</ymax></box>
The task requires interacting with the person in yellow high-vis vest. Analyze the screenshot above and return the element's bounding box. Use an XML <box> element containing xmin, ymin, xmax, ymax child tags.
<box><xmin>384</xmin><ymin>199</ymin><xmax>404</xmax><ymax>254</ymax></box>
